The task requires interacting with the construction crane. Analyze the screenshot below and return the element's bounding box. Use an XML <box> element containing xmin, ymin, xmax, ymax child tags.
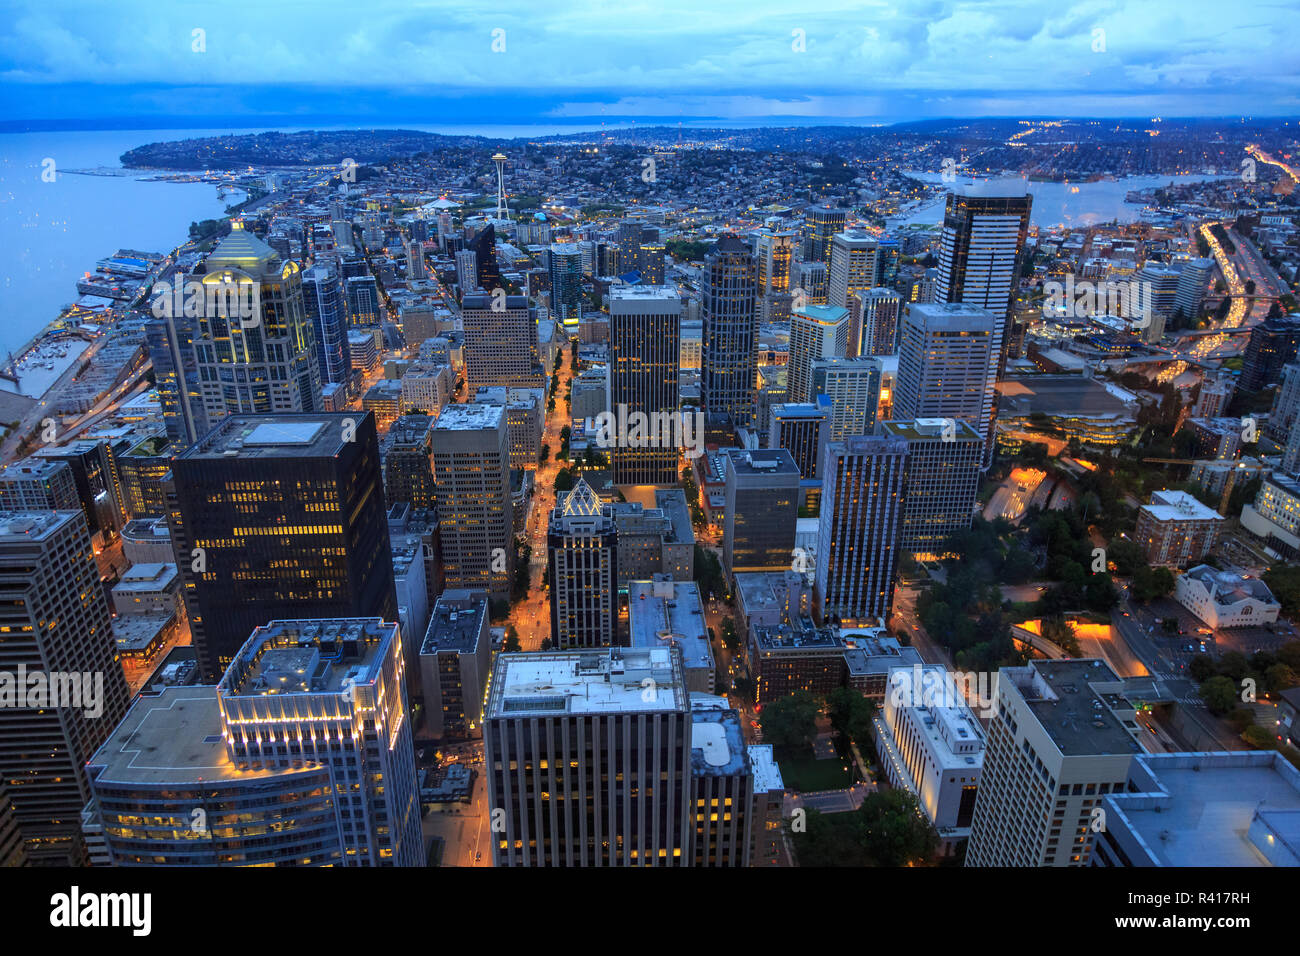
<box><xmin>1141</xmin><ymin>458</ymin><xmax>1269</xmax><ymax>515</ymax></box>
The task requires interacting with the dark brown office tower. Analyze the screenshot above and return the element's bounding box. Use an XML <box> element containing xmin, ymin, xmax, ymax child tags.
<box><xmin>701</xmin><ymin>236</ymin><xmax>759</xmax><ymax>428</ymax></box>
<box><xmin>167</xmin><ymin>413</ymin><xmax>397</xmax><ymax>680</ymax></box>
<box><xmin>1241</xmin><ymin>314</ymin><xmax>1300</xmax><ymax>391</ymax></box>
<box><xmin>381</xmin><ymin>414</ymin><xmax>436</xmax><ymax>509</ymax></box>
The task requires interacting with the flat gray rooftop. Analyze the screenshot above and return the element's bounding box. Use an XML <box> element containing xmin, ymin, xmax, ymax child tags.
<box><xmin>1023</xmin><ymin>659</ymin><xmax>1142</xmax><ymax>757</ymax></box>
<box><xmin>181</xmin><ymin>414</ymin><xmax>357</xmax><ymax>459</ymax></box>
<box><xmin>86</xmin><ymin>686</ymin><xmax>280</xmax><ymax>784</ymax></box>
<box><xmin>1112</xmin><ymin>752</ymin><xmax>1300</xmax><ymax>866</ymax></box>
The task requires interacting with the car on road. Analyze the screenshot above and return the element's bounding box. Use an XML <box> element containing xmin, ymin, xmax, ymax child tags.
<box><xmin>475</xmin><ymin>851</ymin><xmax>482</xmax><ymax>862</ymax></box>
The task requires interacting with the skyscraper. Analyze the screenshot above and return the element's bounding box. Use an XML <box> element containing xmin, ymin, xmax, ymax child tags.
<box><xmin>894</xmin><ymin>303</ymin><xmax>1002</xmax><ymax>449</ymax></box>
<box><xmin>469</xmin><ymin>223</ymin><xmax>503</xmax><ymax>290</ymax></box>
<box><xmin>802</xmin><ymin>205</ymin><xmax>847</xmax><ymax>265</ymax></box>
<box><xmin>880</xmin><ymin>418</ymin><xmax>983</xmax><ymax>562</ymax></box>
<box><xmin>0</xmin><ymin>510</ymin><xmax>129</xmax><ymax>864</ymax></box>
<box><xmin>722</xmin><ymin>449</ymin><xmax>801</xmax><ymax>577</ymax></box>
<box><xmin>380</xmin><ymin>413</ymin><xmax>436</xmax><ymax>510</ymax></box>
<box><xmin>189</xmin><ymin>224</ymin><xmax>323</xmax><ymax>420</ymax></box>
<box><xmin>461</xmin><ymin>292</ymin><xmax>543</xmax><ymax>389</ymax></box>
<box><xmin>547</xmin><ymin>478</ymin><xmax>618</xmax><ymax>648</ymax></box>
<box><xmin>84</xmin><ymin>618</ymin><xmax>423</xmax><ymax>866</ymax></box>
<box><xmin>548</xmin><ymin>244</ymin><xmax>584</xmax><ymax>329</ymax></box>
<box><xmin>855</xmin><ymin>288</ymin><xmax>903</xmax><ymax>357</ymax></box>
<box><xmin>935</xmin><ymin>183</ymin><xmax>1032</xmax><ymax>327</ymax></box>
<box><xmin>1173</xmin><ymin>257</ymin><xmax>1213</xmax><ymax>320</ymax></box>
<box><xmin>810</xmin><ymin>356</ymin><xmax>883</xmax><ymax>441</ymax></box>
<box><xmin>346</xmin><ymin>274</ymin><xmax>381</xmax><ymax>326</ymax></box>
<box><xmin>431</xmin><ymin>404</ymin><xmax>514</xmax><ymax>599</ymax></box>
<box><xmin>167</xmin><ymin>413</ymin><xmax>397</xmax><ymax>680</ymax></box>
<box><xmin>754</xmin><ymin>230</ymin><xmax>794</xmax><ymax>294</ymax></box>
<box><xmin>406</xmin><ymin>240</ymin><xmax>428</xmax><ymax>280</ymax></box>
<box><xmin>828</xmin><ymin>231</ymin><xmax>880</xmax><ymax>309</ymax></box>
<box><xmin>769</xmin><ymin>402</ymin><xmax>829</xmax><ymax>481</ymax></box>
<box><xmin>609</xmin><ymin>285</ymin><xmax>682</xmax><ymax>485</ymax></box>
<box><xmin>1241</xmin><ymin>314</ymin><xmax>1300</xmax><ymax>391</ymax></box>
<box><xmin>701</xmin><ymin>236</ymin><xmax>759</xmax><ymax>428</ymax></box>
<box><xmin>787</xmin><ymin>304</ymin><xmax>849</xmax><ymax>403</ymax></box>
<box><xmin>484</xmin><ymin>646</ymin><xmax>780</xmax><ymax>867</ymax></box>
<box><xmin>145</xmin><ymin>282</ymin><xmax>208</xmax><ymax>447</ymax></box>
<box><xmin>302</xmin><ymin>264</ymin><xmax>353</xmax><ymax>389</ymax></box>
<box><xmin>966</xmin><ymin>659</ymin><xmax>1141</xmax><ymax>867</ymax></box>
<box><xmin>815</xmin><ymin>435</ymin><xmax>907</xmax><ymax>624</ymax></box>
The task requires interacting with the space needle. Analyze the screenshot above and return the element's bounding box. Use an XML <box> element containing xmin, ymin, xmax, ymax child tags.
<box><xmin>492</xmin><ymin>152</ymin><xmax>511</xmax><ymax>221</ymax></box>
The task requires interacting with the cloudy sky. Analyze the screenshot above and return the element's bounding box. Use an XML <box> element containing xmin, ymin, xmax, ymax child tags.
<box><xmin>1</xmin><ymin>0</ymin><xmax>1296</xmax><ymax>127</ymax></box>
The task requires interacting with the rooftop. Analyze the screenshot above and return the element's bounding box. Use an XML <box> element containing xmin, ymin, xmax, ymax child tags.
<box><xmin>997</xmin><ymin>375</ymin><xmax>1135</xmax><ymax>419</ymax></box>
<box><xmin>628</xmin><ymin>578</ymin><xmax>712</xmax><ymax>673</ymax></box>
<box><xmin>433</xmin><ymin>403</ymin><xmax>504</xmax><ymax>432</ymax></box>
<box><xmin>1108</xmin><ymin>751</ymin><xmax>1300</xmax><ymax>866</ymax></box>
<box><xmin>420</xmin><ymin>593</ymin><xmax>487</xmax><ymax>656</ymax></box>
<box><xmin>181</xmin><ymin>414</ymin><xmax>361</xmax><ymax>460</ymax></box>
<box><xmin>1144</xmin><ymin>489</ymin><xmax>1223</xmax><ymax>524</ymax></box>
<box><xmin>86</xmin><ymin>686</ymin><xmax>282</xmax><ymax>785</ymax></box>
<box><xmin>488</xmin><ymin>646</ymin><xmax>686</xmax><ymax>718</ymax></box>
<box><xmin>1014</xmin><ymin>659</ymin><xmax>1143</xmax><ymax>758</ymax></box>
<box><xmin>0</xmin><ymin>510</ymin><xmax>78</xmax><ymax>541</ymax></box>
<box><xmin>220</xmin><ymin>619</ymin><xmax>393</xmax><ymax>699</ymax></box>
<box><xmin>689</xmin><ymin>706</ymin><xmax>749</xmax><ymax>778</ymax></box>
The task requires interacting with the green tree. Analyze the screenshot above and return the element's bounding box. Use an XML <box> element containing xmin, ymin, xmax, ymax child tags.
<box><xmin>759</xmin><ymin>691</ymin><xmax>820</xmax><ymax>754</ymax></box>
<box><xmin>858</xmin><ymin>789</ymin><xmax>939</xmax><ymax>867</ymax></box>
<box><xmin>1199</xmin><ymin>675</ymin><xmax>1237</xmax><ymax>715</ymax></box>
<box><xmin>504</xmin><ymin>626</ymin><xmax>522</xmax><ymax>653</ymax></box>
<box><xmin>1131</xmin><ymin>564</ymin><xmax>1175</xmax><ymax>602</ymax></box>
<box><xmin>826</xmin><ymin>687</ymin><xmax>876</xmax><ymax>745</ymax></box>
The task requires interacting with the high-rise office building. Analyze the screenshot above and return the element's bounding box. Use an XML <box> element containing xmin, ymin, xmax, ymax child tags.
<box><xmin>1241</xmin><ymin>314</ymin><xmax>1300</xmax><ymax>391</ymax></box>
<box><xmin>406</xmin><ymin>240</ymin><xmax>428</xmax><ymax>280</ymax></box>
<box><xmin>0</xmin><ymin>459</ymin><xmax>80</xmax><ymax>513</ymax></box>
<box><xmin>701</xmin><ymin>236</ymin><xmax>759</xmax><ymax>428</ymax></box>
<box><xmin>189</xmin><ymin>223</ymin><xmax>323</xmax><ymax>420</ymax></box>
<box><xmin>802</xmin><ymin>206</ymin><xmax>847</xmax><ymax>265</ymax></box>
<box><xmin>894</xmin><ymin>303</ymin><xmax>1002</xmax><ymax>448</ymax></box>
<box><xmin>609</xmin><ymin>285</ymin><xmax>682</xmax><ymax>485</ymax></box>
<box><xmin>828</xmin><ymin>231</ymin><xmax>879</xmax><ymax>309</ymax></box>
<box><xmin>769</xmin><ymin>403</ymin><xmax>829</xmax><ymax>481</ymax></box>
<box><xmin>722</xmin><ymin>449</ymin><xmax>800</xmax><ymax>578</ymax></box>
<box><xmin>461</xmin><ymin>292</ymin><xmax>543</xmax><ymax>389</ymax></box>
<box><xmin>84</xmin><ymin>618</ymin><xmax>422</xmax><ymax>866</ymax></box>
<box><xmin>346</xmin><ymin>274</ymin><xmax>381</xmax><ymax>326</ymax></box>
<box><xmin>880</xmin><ymin>418</ymin><xmax>983</xmax><ymax>562</ymax></box>
<box><xmin>302</xmin><ymin>264</ymin><xmax>353</xmax><ymax>389</ymax></box>
<box><xmin>145</xmin><ymin>283</ymin><xmax>209</xmax><ymax>447</ymax></box>
<box><xmin>815</xmin><ymin>435</ymin><xmax>907</xmax><ymax>624</ymax></box>
<box><xmin>380</xmin><ymin>413</ymin><xmax>436</xmax><ymax>510</ymax></box>
<box><xmin>419</xmin><ymin>590</ymin><xmax>492</xmax><ymax>739</ymax></box>
<box><xmin>484</xmin><ymin>646</ymin><xmax>780</xmax><ymax>866</ymax></box>
<box><xmin>455</xmin><ymin>249</ymin><xmax>478</xmax><ymax>292</ymax></box>
<box><xmin>431</xmin><ymin>404</ymin><xmax>514</xmax><ymax>599</ymax></box>
<box><xmin>0</xmin><ymin>510</ymin><xmax>129</xmax><ymax>864</ymax></box>
<box><xmin>855</xmin><ymin>288</ymin><xmax>903</xmax><ymax>357</ymax></box>
<box><xmin>966</xmin><ymin>659</ymin><xmax>1142</xmax><ymax>867</ymax></box>
<box><xmin>810</xmin><ymin>356</ymin><xmax>884</xmax><ymax>441</ymax></box>
<box><xmin>796</xmin><ymin>261</ymin><xmax>828</xmax><ymax>306</ymax></box>
<box><xmin>548</xmin><ymin>244</ymin><xmax>585</xmax><ymax>328</ymax></box>
<box><xmin>548</xmin><ymin>479</ymin><xmax>619</xmax><ymax>648</ymax></box>
<box><xmin>469</xmin><ymin>223</ymin><xmax>503</xmax><ymax>291</ymax></box>
<box><xmin>754</xmin><ymin>231</ymin><xmax>794</xmax><ymax>294</ymax></box>
<box><xmin>935</xmin><ymin>183</ymin><xmax>1032</xmax><ymax>322</ymax></box>
<box><xmin>787</xmin><ymin>304</ymin><xmax>849</xmax><ymax>403</ymax></box>
<box><xmin>167</xmin><ymin>413</ymin><xmax>397</xmax><ymax>680</ymax></box>
<box><xmin>486</xmin><ymin>646</ymin><xmax>692</xmax><ymax>866</ymax></box>
<box><xmin>1173</xmin><ymin>257</ymin><xmax>1213</xmax><ymax>320</ymax></box>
